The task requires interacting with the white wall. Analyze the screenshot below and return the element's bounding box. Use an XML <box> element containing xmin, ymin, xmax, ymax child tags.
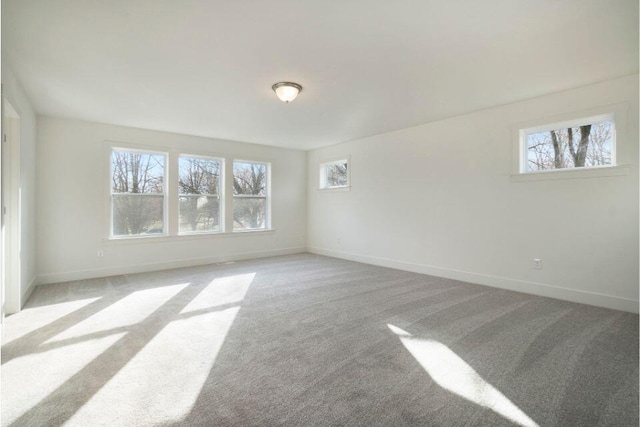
<box><xmin>2</xmin><ymin>65</ymin><xmax>38</xmax><ymax>310</ymax></box>
<box><xmin>36</xmin><ymin>117</ymin><xmax>307</xmax><ymax>284</ymax></box>
<box><xmin>308</xmin><ymin>75</ymin><xmax>639</xmax><ymax>313</ymax></box>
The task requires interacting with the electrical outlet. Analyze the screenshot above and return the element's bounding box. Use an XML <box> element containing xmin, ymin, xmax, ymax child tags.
<box><xmin>97</xmin><ymin>251</ymin><xmax>104</xmax><ymax>257</ymax></box>
<box><xmin>533</xmin><ymin>258</ymin><xmax>542</xmax><ymax>270</ymax></box>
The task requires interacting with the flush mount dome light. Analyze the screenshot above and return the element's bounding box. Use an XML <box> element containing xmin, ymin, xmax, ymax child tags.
<box><xmin>272</xmin><ymin>82</ymin><xmax>302</xmax><ymax>103</ymax></box>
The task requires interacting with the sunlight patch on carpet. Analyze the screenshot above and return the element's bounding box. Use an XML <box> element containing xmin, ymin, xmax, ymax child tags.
<box><xmin>2</xmin><ymin>298</ymin><xmax>101</xmax><ymax>345</ymax></box>
<box><xmin>388</xmin><ymin>324</ymin><xmax>539</xmax><ymax>427</ymax></box>
<box><xmin>45</xmin><ymin>283</ymin><xmax>190</xmax><ymax>344</ymax></box>
<box><xmin>1</xmin><ymin>333</ymin><xmax>126</xmax><ymax>425</ymax></box>
<box><xmin>65</xmin><ymin>273</ymin><xmax>255</xmax><ymax>425</ymax></box>
<box><xmin>66</xmin><ymin>306</ymin><xmax>241</xmax><ymax>426</ymax></box>
<box><xmin>180</xmin><ymin>273</ymin><xmax>255</xmax><ymax>314</ymax></box>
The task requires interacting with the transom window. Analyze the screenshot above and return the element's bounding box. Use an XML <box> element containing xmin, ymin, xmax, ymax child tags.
<box><xmin>178</xmin><ymin>155</ymin><xmax>223</xmax><ymax>234</ymax></box>
<box><xmin>521</xmin><ymin>115</ymin><xmax>615</xmax><ymax>173</ymax></box>
<box><xmin>319</xmin><ymin>159</ymin><xmax>349</xmax><ymax>189</ymax></box>
<box><xmin>111</xmin><ymin>149</ymin><xmax>166</xmax><ymax>237</ymax></box>
<box><xmin>233</xmin><ymin>161</ymin><xmax>269</xmax><ymax>231</ymax></box>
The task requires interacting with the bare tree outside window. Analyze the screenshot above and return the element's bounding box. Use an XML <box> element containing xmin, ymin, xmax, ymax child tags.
<box><xmin>320</xmin><ymin>159</ymin><xmax>349</xmax><ymax>189</ymax></box>
<box><xmin>233</xmin><ymin>161</ymin><xmax>268</xmax><ymax>230</ymax></box>
<box><xmin>111</xmin><ymin>150</ymin><xmax>165</xmax><ymax>236</ymax></box>
<box><xmin>525</xmin><ymin>120</ymin><xmax>613</xmax><ymax>172</ymax></box>
<box><xmin>178</xmin><ymin>156</ymin><xmax>222</xmax><ymax>233</ymax></box>
<box><xmin>327</xmin><ymin>162</ymin><xmax>348</xmax><ymax>187</ymax></box>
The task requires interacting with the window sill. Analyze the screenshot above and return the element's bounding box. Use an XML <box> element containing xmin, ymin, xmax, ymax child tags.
<box><xmin>511</xmin><ymin>165</ymin><xmax>630</xmax><ymax>182</ymax></box>
<box><xmin>104</xmin><ymin>229</ymin><xmax>276</xmax><ymax>245</ymax></box>
<box><xmin>318</xmin><ymin>186</ymin><xmax>351</xmax><ymax>192</ymax></box>
<box><xmin>232</xmin><ymin>229</ymin><xmax>275</xmax><ymax>235</ymax></box>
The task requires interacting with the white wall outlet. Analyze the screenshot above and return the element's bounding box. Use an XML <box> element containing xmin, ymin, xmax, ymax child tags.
<box><xmin>533</xmin><ymin>258</ymin><xmax>542</xmax><ymax>270</ymax></box>
<box><xmin>97</xmin><ymin>250</ymin><xmax>104</xmax><ymax>257</ymax></box>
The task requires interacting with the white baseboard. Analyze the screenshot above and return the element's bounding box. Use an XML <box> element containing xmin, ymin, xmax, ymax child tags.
<box><xmin>21</xmin><ymin>276</ymin><xmax>37</xmax><ymax>308</ymax></box>
<box><xmin>308</xmin><ymin>247</ymin><xmax>639</xmax><ymax>314</ymax></box>
<box><xmin>36</xmin><ymin>246</ymin><xmax>307</xmax><ymax>286</ymax></box>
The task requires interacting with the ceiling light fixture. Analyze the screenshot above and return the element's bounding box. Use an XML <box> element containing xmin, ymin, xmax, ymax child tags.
<box><xmin>272</xmin><ymin>82</ymin><xmax>302</xmax><ymax>103</ymax></box>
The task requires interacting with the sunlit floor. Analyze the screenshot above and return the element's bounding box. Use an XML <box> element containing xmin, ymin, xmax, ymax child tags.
<box><xmin>2</xmin><ymin>254</ymin><xmax>638</xmax><ymax>426</ymax></box>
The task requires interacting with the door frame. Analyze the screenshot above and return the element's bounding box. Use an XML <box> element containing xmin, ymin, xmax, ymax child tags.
<box><xmin>2</xmin><ymin>99</ymin><xmax>22</xmax><ymax>315</ymax></box>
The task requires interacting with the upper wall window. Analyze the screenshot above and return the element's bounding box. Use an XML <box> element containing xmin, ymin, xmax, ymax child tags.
<box><xmin>319</xmin><ymin>159</ymin><xmax>349</xmax><ymax>189</ymax></box>
<box><xmin>521</xmin><ymin>115</ymin><xmax>615</xmax><ymax>173</ymax></box>
<box><xmin>111</xmin><ymin>148</ymin><xmax>166</xmax><ymax>237</ymax></box>
<box><xmin>233</xmin><ymin>160</ymin><xmax>269</xmax><ymax>231</ymax></box>
<box><xmin>178</xmin><ymin>155</ymin><xmax>223</xmax><ymax>234</ymax></box>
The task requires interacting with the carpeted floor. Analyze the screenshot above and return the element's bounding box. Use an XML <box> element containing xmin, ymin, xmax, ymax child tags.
<box><xmin>1</xmin><ymin>253</ymin><xmax>638</xmax><ymax>426</ymax></box>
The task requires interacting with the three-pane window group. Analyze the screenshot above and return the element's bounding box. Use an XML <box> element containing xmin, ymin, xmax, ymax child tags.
<box><xmin>111</xmin><ymin>149</ymin><xmax>268</xmax><ymax>237</ymax></box>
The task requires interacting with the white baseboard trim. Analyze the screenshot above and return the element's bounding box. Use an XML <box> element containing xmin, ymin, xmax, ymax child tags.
<box><xmin>308</xmin><ymin>247</ymin><xmax>639</xmax><ymax>314</ymax></box>
<box><xmin>21</xmin><ymin>276</ymin><xmax>37</xmax><ymax>308</ymax></box>
<box><xmin>36</xmin><ymin>246</ymin><xmax>307</xmax><ymax>286</ymax></box>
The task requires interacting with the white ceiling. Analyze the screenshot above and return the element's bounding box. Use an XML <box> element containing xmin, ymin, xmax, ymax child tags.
<box><xmin>3</xmin><ymin>0</ymin><xmax>638</xmax><ymax>150</ymax></box>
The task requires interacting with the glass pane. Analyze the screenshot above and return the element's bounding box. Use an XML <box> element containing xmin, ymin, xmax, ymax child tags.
<box><xmin>233</xmin><ymin>162</ymin><xmax>267</xmax><ymax>196</ymax></box>
<box><xmin>233</xmin><ymin>197</ymin><xmax>266</xmax><ymax>230</ymax></box>
<box><xmin>111</xmin><ymin>151</ymin><xmax>165</xmax><ymax>194</ymax></box>
<box><xmin>526</xmin><ymin>121</ymin><xmax>613</xmax><ymax>172</ymax></box>
<box><xmin>178</xmin><ymin>156</ymin><xmax>221</xmax><ymax>195</ymax></box>
<box><xmin>112</xmin><ymin>195</ymin><xmax>164</xmax><ymax>236</ymax></box>
<box><xmin>326</xmin><ymin>161</ymin><xmax>348</xmax><ymax>187</ymax></box>
<box><xmin>179</xmin><ymin>196</ymin><xmax>220</xmax><ymax>233</ymax></box>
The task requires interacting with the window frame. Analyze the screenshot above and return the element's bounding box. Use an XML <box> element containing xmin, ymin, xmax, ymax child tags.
<box><xmin>519</xmin><ymin>113</ymin><xmax>616</xmax><ymax>174</ymax></box>
<box><xmin>177</xmin><ymin>154</ymin><xmax>225</xmax><ymax>236</ymax></box>
<box><xmin>232</xmin><ymin>159</ymin><xmax>271</xmax><ymax>232</ymax></box>
<box><xmin>511</xmin><ymin>103</ymin><xmax>629</xmax><ymax>182</ymax></box>
<box><xmin>105</xmin><ymin>142</ymin><xmax>276</xmax><ymax>242</ymax></box>
<box><xmin>109</xmin><ymin>146</ymin><xmax>169</xmax><ymax>239</ymax></box>
<box><xmin>319</xmin><ymin>157</ymin><xmax>350</xmax><ymax>190</ymax></box>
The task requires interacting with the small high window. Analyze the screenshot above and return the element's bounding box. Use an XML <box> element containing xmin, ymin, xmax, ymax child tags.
<box><xmin>111</xmin><ymin>148</ymin><xmax>166</xmax><ymax>237</ymax></box>
<box><xmin>178</xmin><ymin>155</ymin><xmax>223</xmax><ymax>234</ymax></box>
<box><xmin>319</xmin><ymin>159</ymin><xmax>349</xmax><ymax>189</ymax></box>
<box><xmin>233</xmin><ymin>161</ymin><xmax>269</xmax><ymax>231</ymax></box>
<box><xmin>521</xmin><ymin>115</ymin><xmax>615</xmax><ymax>173</ymax></box>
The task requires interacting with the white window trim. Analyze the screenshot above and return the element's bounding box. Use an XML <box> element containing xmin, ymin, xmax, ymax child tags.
<box><xmin>519</xmin><ymin>113</ymin><xmax>616</xmax><ymax>174</ymax></box>
<box><xmin>109</xmin><ymin>146</ymin><xmax>169</xmax><ymax>239</ymax></box>
<box><xmin>319</xmin><ymin>157</ymin><xmax>351</xmax><ymax>191</ymax></box>
<box><xmin>231</xmin><ymin>159</ymin><xmax>272</xmax><ymax>232</ymax></box>
<box><xmin>177</xmin><ymin>154</ymin><xmax>225</xmax><ymax>235</ymax></box>
<box><xmin>511</xmin><ymin>164</ymin><xmax>630</xmax><ymax>182</ymax></box>
<box><xmin>102</xmin><ymin>228</ymin><xmax>276</xmax><ymax>246</ymax></box>
<box><xmin>104</xmin><ymin>141</ymin><xmax>275</xmax><ymax>242</ymax></box>
<box><xmin>510</xmin><ymin>102</ymin><xmax>629</xmax><ymax>182</ymax></box>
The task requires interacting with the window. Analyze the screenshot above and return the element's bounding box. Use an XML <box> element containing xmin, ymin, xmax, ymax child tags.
<box><xmin>233</xmin><ymin>161</ymin><xmax>269</xmax><ymax>231</ymax></box>
<box><xmin>108</xmin><ymin>146</ymin><xmax>274</xmax><ymax>239</ymax></box>
<box><xmin>178</xmin><ymin>155</ymin><xmax>223</xmax><ymax>233</ymax></box>
<box><xmin>320</xmin><ymin>159</ymin><xmax>349</xmax><ymax>189</ymax></box>
<box><xmin>521</xmin><ymin>115</ymin><xmax>615</xmax><ymax>173</ymax></box>
<box><xmin>111</xmin><ymin>149</ymin><xmax>166</xmax><ymax>237</ymax></box>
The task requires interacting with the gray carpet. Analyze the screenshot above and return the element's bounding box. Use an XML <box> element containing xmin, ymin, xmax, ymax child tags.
<box><xmin>1</xmin><ymin>253</ymin><xmax>638</xmax><ymax>426</ymax></box>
